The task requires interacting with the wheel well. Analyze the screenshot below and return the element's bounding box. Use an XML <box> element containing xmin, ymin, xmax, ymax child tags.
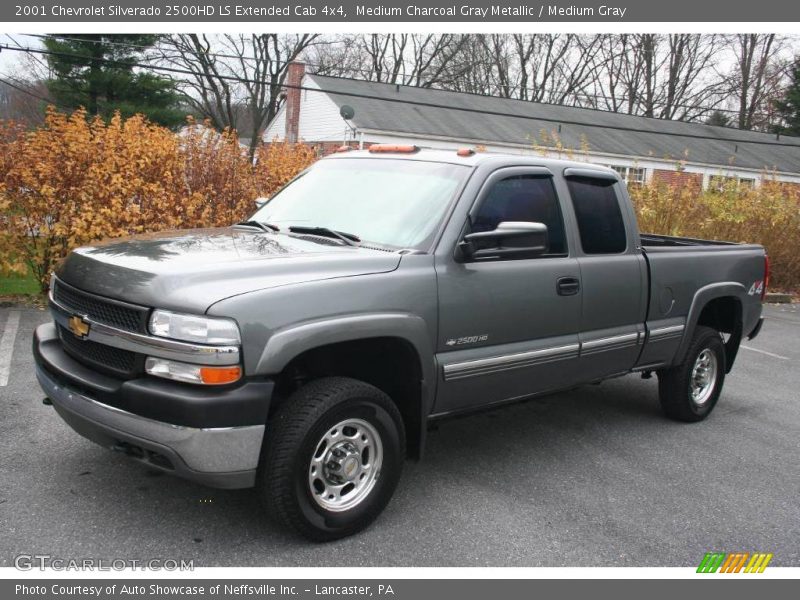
<box><xmin>696</xmin><ymin>296</ymin><xmax>743</xmax><ymax>372</ymax></box>
<box><xmin>271</xmin><ymin>337</ymin><xmax>424</xmax><ymax>459</ymax></box>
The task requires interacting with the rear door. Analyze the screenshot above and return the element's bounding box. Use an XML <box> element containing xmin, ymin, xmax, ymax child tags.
<box><xmin>433</xmin><ymin>167</ymin><xmax>582</xmax><ymax>415</ymax></box>
<box><xmin>563</xmin><ymin>169</ymin><xmax>647</xmax><ymax>380</ymax></box>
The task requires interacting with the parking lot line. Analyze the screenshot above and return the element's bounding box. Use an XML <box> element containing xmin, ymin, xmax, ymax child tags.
<box><xmin>740</xmin><ymin>344</ymin><xmax>790</xmax><ymax>360</ymax></box>
<box><xmin>0</xmin><ymin>310</ymin><xmax>21</xmax><ymax>386</ymax></box>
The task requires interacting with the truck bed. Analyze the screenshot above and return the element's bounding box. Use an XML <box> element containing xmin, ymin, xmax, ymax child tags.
<box><xmin>635</xmin><ymin>232</ymin><xmax>765</xmax><ymax>370</ymax></box>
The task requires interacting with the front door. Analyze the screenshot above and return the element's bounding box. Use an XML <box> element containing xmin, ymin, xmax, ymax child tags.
<box><xmin>433</xmin><ymin>167</ymin><xmax>582</xmax><ymax>416</ymax></box>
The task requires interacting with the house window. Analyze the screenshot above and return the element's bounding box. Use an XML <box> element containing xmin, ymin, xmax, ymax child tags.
<box><xmin>709</xmin><ymin>175</ymin><xmax>756</xmax><ymax>192</ymax></box>
<box><xmin>610</xmin><ymin>165</ymin><xmax>646</xmax><ymax>187</ymax></box>
<box><xmin>738</xmin><ymin>177</ymin><xmax>756</xmax><ymax>189</ymax></box>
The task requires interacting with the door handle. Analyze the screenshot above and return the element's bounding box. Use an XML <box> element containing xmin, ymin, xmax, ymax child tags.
<box><xmin>557</xmin><ymin>276</ymin><xmax>580</xmax><ymax>296</ymax></box>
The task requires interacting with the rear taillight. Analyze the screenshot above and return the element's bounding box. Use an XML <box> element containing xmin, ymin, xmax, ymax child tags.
<box><xmin>762</xmin><ymin>254</ymin><xmax>770</xmax><ymax>300</ymax></box>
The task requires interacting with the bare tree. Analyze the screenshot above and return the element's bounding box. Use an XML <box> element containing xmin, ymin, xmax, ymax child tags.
<box><xmin>589</xmin><ymin>34</ymin><xmax>634</xmax><ymax>113</ymax></box>
<box><xmin>725</xmin><ymin>34</ymin><xmax>789</xmax><ymax>130</ymax></box>
<box><xmin>423</xmin><ymin>34</ymin><xmax>496</xmax><ymax>95</ymax></box>
<box><xmin>589</xmin><ymin>34</ymin><xmax>726</xmax><ymax>121</ymax></box>
<box><xmin>660</xmin><ymin>35</ymin><xmax>719</xmax><ymax>119</ymax></box>
<box><xmin>0</xmin><ymin>79</ymin><xmax>50</xmax><ymax>126</ymax></box>
<box><xmin>161</xmin><ymin>33</ymin><xmax>319</xmax><ymax>158</ymax></box>
<box><xmin>470</xmin><ymin>34</ymin><xmax>603</xmax><ymax>104</ymax></box>
<box><xmin>302</xmin><ymin>34</ymin><xmax>365</xmax><ymax>79</ymax></box>
<box><xmin>0</xmin><ymin>46</ymin><xmax>55</xmax><ymax>126</ymax></box>
<box><xmin>307</xmin><ymin>34</ymin><xmax>470</xmax><ymax>88</ymax></box>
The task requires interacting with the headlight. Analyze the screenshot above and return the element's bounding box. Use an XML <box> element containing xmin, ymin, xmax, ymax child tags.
<box><xmin>148</xmin><ymin>310</ymin><xmax>240</xmax><ymax>345</ymax></box>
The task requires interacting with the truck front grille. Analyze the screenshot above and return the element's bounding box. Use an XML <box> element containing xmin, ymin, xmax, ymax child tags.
<box><xmin>58</xmin><ymin>325</ymin><xmax>142</xmax><ymax>379</ymax></box>
<box><xmin>53</xmin><ymin>279</ymin><xmax>149</xmax><ymax>333</ymax></box>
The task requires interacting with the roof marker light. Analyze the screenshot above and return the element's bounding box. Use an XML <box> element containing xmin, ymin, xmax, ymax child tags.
<box><xmin>335</xmin><ymin>145</ymin><xmax>352</xmax><ymax>152</ymax></box>
<box><xmin>457</xmin><ymin>148</ymin><xmax>475</xmax><ymax>157</ymax></box>
<box><xmin>368</xmin><ymin>144</ymin><xmax>419</xmax><ymax>154</ymax></box>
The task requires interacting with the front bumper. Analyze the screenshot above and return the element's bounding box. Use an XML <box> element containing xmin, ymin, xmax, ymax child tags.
<box><xmin>34</xmin><ymin>323</ymin><xmax>273</xmax><ymax>489</ymax></box>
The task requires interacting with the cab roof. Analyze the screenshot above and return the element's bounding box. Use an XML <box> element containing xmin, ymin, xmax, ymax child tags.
<box><xmin>321</xmin><ymin>147</ymin><xmax>620</xmax><ymax>177</ymax></box>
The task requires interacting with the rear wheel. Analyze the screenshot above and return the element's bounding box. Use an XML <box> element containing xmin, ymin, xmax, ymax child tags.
<box><xmin>258</xmin><ymin>377</ymin><xmax>405</xmax><ymax>541</ymax></box>
<box><xmin>658</xmin><ymin>326</ymin><xmax>726</xmax><ymax>422</ymax></box>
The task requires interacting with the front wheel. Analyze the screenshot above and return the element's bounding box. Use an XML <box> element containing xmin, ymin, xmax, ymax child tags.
<box><xmin>657</xmin><ymin>325</ymin><xmax>726</xmax><ymax>422</ymax></box>
<box><xmin>257</xmin><ymin>377</ymin><xmax>405</xmax><ymax>541</ymax></box>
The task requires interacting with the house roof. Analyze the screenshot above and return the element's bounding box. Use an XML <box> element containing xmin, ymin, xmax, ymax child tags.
<box><xmin>308</xmin><ymin>74</ymin><xmax>800</xmax><ymax>175</ymax></box>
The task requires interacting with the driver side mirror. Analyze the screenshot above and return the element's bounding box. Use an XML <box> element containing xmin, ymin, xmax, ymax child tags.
<box><xmin>458</xmin><ymin>221</ymin><xmax>549</xmax><ymax>261</ymax></box>
<box><xmin>254</xmin><ymin>197</ymin><xmax>268</xmax><ymax>209</ymax></box>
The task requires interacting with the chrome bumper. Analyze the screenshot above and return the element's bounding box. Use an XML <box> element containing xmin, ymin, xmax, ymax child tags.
<box><xmin>37</xmin><ymin>365</ymin><xmax>264</xmax><ymax>489</ymax></box>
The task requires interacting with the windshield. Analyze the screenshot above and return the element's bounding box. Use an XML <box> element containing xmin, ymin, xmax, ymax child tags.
<box><xmin>251</xmin><ymin>158</ymin><xmax>469</xmax><ymax>249</ymax></box>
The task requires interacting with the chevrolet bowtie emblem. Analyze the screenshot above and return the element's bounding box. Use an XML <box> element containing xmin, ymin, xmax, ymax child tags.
<box><xmin>68</xmin><ymin>315</ymin><xmax>91</xmax><ymax>339</ymax></box>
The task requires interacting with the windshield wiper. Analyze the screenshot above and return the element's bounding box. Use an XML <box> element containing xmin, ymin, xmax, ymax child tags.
<box><xmin>234</xmin><ymin>220</ymin><xmax>280</xmax><ymax>233</ymax></box>
<box><xmin>288</xmin><ymin>226</ymin><xmax>360</xmax><ymax>246</ymax></box>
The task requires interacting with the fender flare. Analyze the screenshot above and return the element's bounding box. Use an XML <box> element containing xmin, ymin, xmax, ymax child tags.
<box><xmin>255</xmin><ymin>312</ymin><xmax>436</xmax><ymax>454</ymax></box>
<box><xmin>675</xmin><ymin>282</ymin><xmax>746</xmax><ymax>368</ymax></box>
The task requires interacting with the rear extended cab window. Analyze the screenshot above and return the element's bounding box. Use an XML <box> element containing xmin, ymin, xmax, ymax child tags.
<box><xmin>566</xmin><ymin>177</ymin><xmax>627</xmax><ymax>254</ymax></box>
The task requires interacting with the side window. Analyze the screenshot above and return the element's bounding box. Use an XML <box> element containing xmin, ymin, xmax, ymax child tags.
<box><xmin>471</xmin><ymin>175</ymin><xmax>567</xmax><ymax>255</ymax></box>
<box><xmin>566</xmin><ymin>177</ymin><xmax>627</xmax><ymax>254</ymax></box>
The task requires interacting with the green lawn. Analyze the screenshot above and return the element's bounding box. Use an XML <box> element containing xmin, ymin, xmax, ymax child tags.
<box><xmin>0</xmin><ymin>269</ymin><xmax>40</xmax><ymax>296</ymax></box>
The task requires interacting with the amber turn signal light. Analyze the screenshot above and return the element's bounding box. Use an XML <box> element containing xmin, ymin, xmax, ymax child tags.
<box><xmin>199</xmin><ymin>366</ymin><xmax>242</xmax><ymax>385</ymax></box>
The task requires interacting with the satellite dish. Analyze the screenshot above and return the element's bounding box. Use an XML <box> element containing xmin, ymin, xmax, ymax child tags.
<box><xmin>340</xmin><ymin>105</ymin><xmax>355</xmax><ymax>120</ymax></box>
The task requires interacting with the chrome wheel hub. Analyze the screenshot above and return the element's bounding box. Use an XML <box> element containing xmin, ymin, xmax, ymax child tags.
<box><xmin>690</xmin><ymin>348</ymin><xmax>718</xmax><ymax>405</ymax></box>
<box><xmin>308</xmin><ymin>418</ymin><xmax>383</xmax><ymax>512</ymax></box>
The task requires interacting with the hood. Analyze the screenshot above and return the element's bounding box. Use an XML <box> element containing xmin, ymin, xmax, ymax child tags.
<box><xmin>56</xmin><ymin>227</ymin><xmax>402</xmax><ymax>313</ymax></box>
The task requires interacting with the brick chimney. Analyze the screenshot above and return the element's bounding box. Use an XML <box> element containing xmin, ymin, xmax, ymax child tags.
<box><xmin>284</xmin><ymin>61</ymin><xmax>305</xmax><ymax>143</ymax></box>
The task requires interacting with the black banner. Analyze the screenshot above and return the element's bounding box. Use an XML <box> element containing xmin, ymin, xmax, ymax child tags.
<box><xmin>4</xmin><ymin>579</ymin><xmax>799</xmax><ymax>600</ymax></box>
<box><xmin>4</xmin><ymin>0</ymin><xmax>800</xmax><ymax>22</ymax></box>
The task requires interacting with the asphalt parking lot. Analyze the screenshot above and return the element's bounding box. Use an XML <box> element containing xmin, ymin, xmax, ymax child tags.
<box><xmin>0</xmin><ymin>304</ymin><xmax>798</xmax><ymax>567</ymax></box>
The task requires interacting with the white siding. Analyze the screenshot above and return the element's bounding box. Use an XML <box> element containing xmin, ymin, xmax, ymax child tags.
<box><xmin>262</xmin><ymin>76</ymin><xmax>345</xmax><ymax>143</ymax></box>
<box><xmin>263</xmin><ymin>105</ymin><xmax>286</xmax><ymax>142</ymax></box>
<box><xmin>298</xmin><ymin>77</ymin><xmax>350</xmax><ymax>142</ymax></box>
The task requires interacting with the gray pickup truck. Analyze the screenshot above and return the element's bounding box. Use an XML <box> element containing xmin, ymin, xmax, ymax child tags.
<box><xmin>34</xmin><ymin>147</ymin><xmax>767</xmax><ymax>540</ymax></box>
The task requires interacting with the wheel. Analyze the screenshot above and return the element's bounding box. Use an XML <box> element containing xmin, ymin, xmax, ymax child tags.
<box><xmin>258</xmin><ymin>376</ymin><xmax>405</xmax><ymax>541</ymax></box>
<box><xmin>657</xmin><ymin>325</ymin><xmax>726</xmax><ymax>422</ymax></box>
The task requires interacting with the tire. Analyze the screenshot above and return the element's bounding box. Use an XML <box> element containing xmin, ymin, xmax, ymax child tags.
<box><xmin>658</xmin><ymin>325</ymin><xmax>726</xmax><ymax>422</ymax></box>
<box><xmin>257</xmin><ymin>376</ymin><xmax>405</xmax><ymax>541</ymax></box>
